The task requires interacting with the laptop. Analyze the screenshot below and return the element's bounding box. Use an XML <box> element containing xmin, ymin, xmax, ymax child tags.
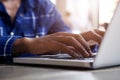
<box><xmin>13</xmin><ymin>1</ymin><xmax>120</xmax><ymax>69</ymax></box>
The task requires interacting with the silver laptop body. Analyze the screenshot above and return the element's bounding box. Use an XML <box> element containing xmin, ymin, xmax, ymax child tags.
<box><xmin>13</xmin><ymin>1</ymin><xmax>120</xmax><ymax>69</ymax></box>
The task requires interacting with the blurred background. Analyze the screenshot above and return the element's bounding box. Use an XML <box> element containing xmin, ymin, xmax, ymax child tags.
<box><xmin>50</xmin><ymin>0</ymin><xmax>119</xmax><ymax>33</ymax></box>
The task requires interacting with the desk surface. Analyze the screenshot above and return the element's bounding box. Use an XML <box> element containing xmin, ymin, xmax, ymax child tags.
<box><xmin>0</xmin><ymin>64</ymin><xmax>120</xmax><ymax>80</ymax></box>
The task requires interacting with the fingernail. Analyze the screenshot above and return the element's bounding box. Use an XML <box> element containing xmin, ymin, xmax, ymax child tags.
<box><xmin>89</xmin><ymin>50</ymin><xmax>93</xmax><ymax>57</ymax></box>
<box><xmin>85</xmin><ymin>50</ymin><xmax>90</xmax><ymax>57</ymax></box>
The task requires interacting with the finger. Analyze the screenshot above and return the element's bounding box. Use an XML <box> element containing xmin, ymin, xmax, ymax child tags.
<box><xmin>100</xmin><ymin>23</ymin><xmax>109</xmax><ymax>30</ymax></box>
<box><xmin>51</xmin><ymin>41</ymin><xmax>80</xmax><ymax>58</ymax></box>
<box><xmin>81</xmin><ymin>30</ymin><xmax>102</xmax><ymax>44</ymax></box>
<box><xmin>34</xmin><ymin>38</ymin><xmax>80</xmax><ymax>58</ymax></box>
<box><xmin>50</xmin><ymin>36</ymin><xmax>90</xmax><ymax>57</ymax></box>
<box><xmin>68</xmin><ymin>46</ymin><xmax>83</xmax><ymax>58</ymax></box>
<box><xmin>72</xmin><ymin>34</ymin><xmax>92</xmax><ymax>56</ymax></box>
<box><xmin>94</xmin><ymin>29</ymin><xmax>105</xmax><ymax>37</ymax></box>
<box><xmin>91</xmin><ymin>30</ymin><xmax>103</xmax><ymax>44</ymax></box>
<box><xmin>50</xmin><ymin>32</ymin><xmax>92</xmax><ymax>56</ymax></box>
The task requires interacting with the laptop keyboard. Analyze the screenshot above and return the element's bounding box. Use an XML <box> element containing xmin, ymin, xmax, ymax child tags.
<box><xmin>38</xmin><ymin>53</ymin><xmax>96</xmax><ymax>60</ymax></box>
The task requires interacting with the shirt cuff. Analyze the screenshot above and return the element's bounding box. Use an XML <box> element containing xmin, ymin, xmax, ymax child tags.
<box><xmin>0</xmin><ymin>36</ymin><xmax>21</xmax><ymax>63</ymax></box>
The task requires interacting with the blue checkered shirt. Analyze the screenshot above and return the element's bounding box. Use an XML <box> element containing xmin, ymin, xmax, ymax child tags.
<box><xmin>0</xmin><ymin>0</ymin><xmax>71</xmax><ymax>63</ymax></box>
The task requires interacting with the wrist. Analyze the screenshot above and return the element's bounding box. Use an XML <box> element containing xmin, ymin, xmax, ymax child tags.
<box><xmin>12</xmin><ymin>37</ymin><xmax>30</xmax><ymax>56</ymax></box>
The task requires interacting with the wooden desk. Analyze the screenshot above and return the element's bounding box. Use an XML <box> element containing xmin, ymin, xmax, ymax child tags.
<box><xmin>0</xmin><ymin>64</ymin><xmax>120</xmax><ymax>80</ymax></box>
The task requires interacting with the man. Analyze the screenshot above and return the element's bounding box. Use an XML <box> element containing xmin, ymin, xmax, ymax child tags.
<box><xmin>0</xmin><ymin>0</ymin><xmax>104</xmax><ymax>63</ymax></box>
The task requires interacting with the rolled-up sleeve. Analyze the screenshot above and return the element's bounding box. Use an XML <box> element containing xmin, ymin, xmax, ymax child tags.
<box><xmin>0</xmin><ymin>36</ymin><xmax>21</xmax><ymax>63</ymax></box>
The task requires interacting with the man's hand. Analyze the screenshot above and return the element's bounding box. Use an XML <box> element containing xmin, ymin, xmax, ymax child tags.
<box><xmin>80</xmin><ymin>29</ymin><xmax>106</xmax><ymax>52</ymax></box>
<box><xmin>81</xmin><ymin>29</ymin><xmax>105</xmax><ymax>45</ymax></box>
<box><xmin>13</xmin><ymin>32</ymin><xmax>92</xmax><ymax>58</ymax></box>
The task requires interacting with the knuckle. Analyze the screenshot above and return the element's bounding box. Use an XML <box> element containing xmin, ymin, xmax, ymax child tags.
<box><xmin>74</xmin><ymin>34</ymin><xmax>80</xmax><ymax>38</ymax></box>
<box><xmin>55</xmin><ymin>32</ymin><xmax>62</xmax><ymax>35</ymax></box>
<box><xmin>67</xmin><ymin>36</ymin><xmax>75</xmax><ymax>41</ymax></box>
<box><xmin>89</xmin><ymin>31</ymin><xmax>93</xmax><ymax>34</ymax></box>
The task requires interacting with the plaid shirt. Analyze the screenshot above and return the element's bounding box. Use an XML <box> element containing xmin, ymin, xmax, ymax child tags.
<box><xmin>0</xmin><ymin>0</ymin><xmax>71</xmax><ymax>63</ymax></box>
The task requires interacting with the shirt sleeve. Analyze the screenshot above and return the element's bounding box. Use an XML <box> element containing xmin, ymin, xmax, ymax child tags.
<box><xmin>46</xmin><ymin>1</ymin><xmax>72</xmax><ymax>33</ymax></box>
<box><xmin>0</xmin><ymin>36</ymin><xmax>21</xmax><ymax>63</ymax></box>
